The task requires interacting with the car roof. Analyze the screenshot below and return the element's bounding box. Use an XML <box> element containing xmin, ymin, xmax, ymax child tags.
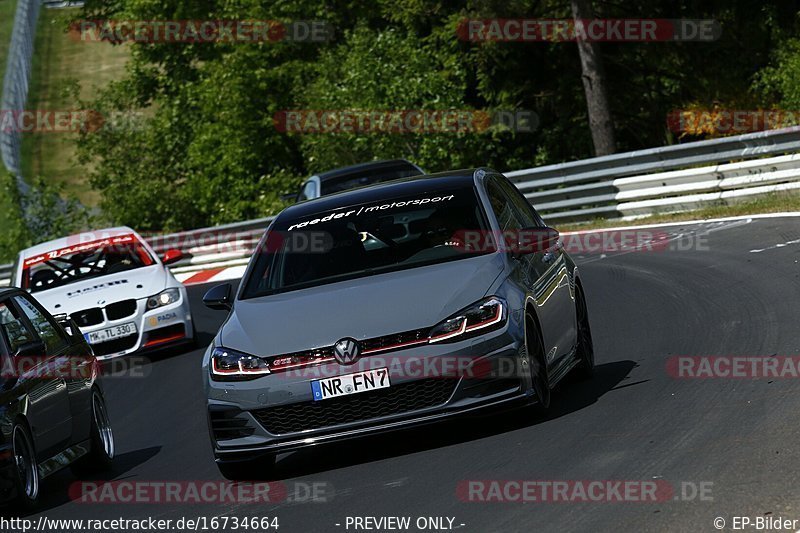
<box><xmin>277</xmin><ymin>169</ymin><xmax>482</xmax><ymax>222</ymax></box>
<box><xmin>18</xmin><ymin>226</ymin><xmax>137</xmax><ymax>259</ymax></box>
<box><xmin>0</xmin><ymin>287</ymin><xmax>21</xmax><ymax>299</ymax></box>
<box><xmin>315</xmin><ymin>159</ymin><xmax>422</xmax><ymax>181</ymax></box>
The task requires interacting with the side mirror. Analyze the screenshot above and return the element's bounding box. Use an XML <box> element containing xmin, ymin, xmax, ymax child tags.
<box><xmin>203</xmin><ymin>284</ymin><xmax>232</xmax><ymax>311</ymax></box>
<box><xmin>161</xmin><ymin>249</ymin><xmax>184</xmax><ymax>265</ymax></box>
<box><xmin>14</xmin><ymin>340</ymin><xmax>46</xmax><ymax>359</ymax></box>
<box><xmin>514</xmin><ymin>226</ymin><xmax>560</xmax><ymax>256</ymax></box>
<box><xmin>54</xmin><ymin>313</ymin><xmax>83</xmax><ymax>341</ymax></box>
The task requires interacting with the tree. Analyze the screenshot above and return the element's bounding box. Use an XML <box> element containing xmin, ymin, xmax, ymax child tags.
<box><xmin>570</xmin><ymin>0</ymin><xmax>616</xmax><ymax>155</ymax></box>
<box><xmin>68</xmin><ymin>0</ymin><xmax>793</xmax><ymax>233</ymax></box>
<box><xmin>0</xmin><ymin>173</ymin><xmax>93</xmax><ymax>262</ymax></box>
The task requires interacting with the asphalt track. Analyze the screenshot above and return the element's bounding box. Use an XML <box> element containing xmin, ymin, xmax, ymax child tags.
<box><xmin>12</xmin><ymin>215</ymin><xmax>800</xmax><ymax>532</ymax></box>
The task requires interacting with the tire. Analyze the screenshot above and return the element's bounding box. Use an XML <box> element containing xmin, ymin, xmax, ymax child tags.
<box><xmin>11</xmin><ymin>421</ymin><xmax>39</xmax><ymax>510</ymax></box>
<box><xmin>525</xmin><ymin>313</ymin><xmax>551</xmax><ymax>411</ymax></box>
<box><xmin>573</xmin><ymin>283</ymin><xmax>595</xmax><ymax>380</ymax></box>
<box><xmin>216</xmin><ymin>455</ymin><xmax>276</xmax><ymax>481</ymax></box>
<box><xmin>72</xmin><ymin>389</ymin><xmax>115</xmax><ymax>476</ymax></box>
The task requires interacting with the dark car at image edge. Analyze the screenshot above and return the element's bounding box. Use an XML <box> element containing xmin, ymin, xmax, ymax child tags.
<box><xmin>0</xmin><ymin>288</ymin><xmax>114</xmax><ymax>509</ymax></box>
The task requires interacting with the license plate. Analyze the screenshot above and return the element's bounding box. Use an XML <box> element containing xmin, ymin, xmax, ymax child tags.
<box><xmin>311</xmin><ymin>368</ymin><xmax>390</xmax><ymax>401</ymax></box>
<box><xmin>85</xmin><ymin>322</ymin><xmax>138</xmax><ymax>345</ymax></box>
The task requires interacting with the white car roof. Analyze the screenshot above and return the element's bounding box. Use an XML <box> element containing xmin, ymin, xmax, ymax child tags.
<box><xmin>18</xmin><ymin>226</ymin><xmax>139</xmax><ymax>260</ymax></box>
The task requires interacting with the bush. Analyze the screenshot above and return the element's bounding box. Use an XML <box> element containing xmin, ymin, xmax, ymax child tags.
<box><xmin>0</xmin><ymin>173</ymin><xmax>95</xmax><ymax>263</ymax></box>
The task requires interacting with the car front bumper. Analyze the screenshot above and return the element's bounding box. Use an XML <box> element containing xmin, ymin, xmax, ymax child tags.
<box><xmin>205</xmin><ymin>325</ymin><xmax>533</xmax><ymax>463</ymax></box>
<box><xmin>80</xmin><ymin>291</ymin><xmax>194</xmax><ymax>360</ymax></box>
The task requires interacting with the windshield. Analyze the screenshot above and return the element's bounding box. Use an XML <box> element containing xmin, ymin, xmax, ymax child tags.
<box><xmin>242</xmin><ymin>187</ymin><xmax>492</xmax><ymax>298</ymax></box>
<box><xmin>320</xmin><ymin>162</ymin><xmax>423</xmax><ymax>196</ymax></box>
<box><xmin>22</xmin><ymin>234</ymin><xmax>155</xmax><ymax>293</ymax></box>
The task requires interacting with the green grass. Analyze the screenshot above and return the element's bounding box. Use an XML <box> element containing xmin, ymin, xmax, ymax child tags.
<box><xmin>557</xmin><ymin>191</ymin><xmax>800</xmax><ymax>232</ymax></box>
<box><xmin>21</xmin><ymin>8</ymin><xmax>129</xmax><ymax>206</ymax></box>
<box><xmin>0</xmin><ymin>0</ymin><xmax>19</xmax><ymax>235</ymax></box>
<box><xmin>0</xmin><ymin>0</ymin><xmax>17</xmax><ymax>69</ymax></box>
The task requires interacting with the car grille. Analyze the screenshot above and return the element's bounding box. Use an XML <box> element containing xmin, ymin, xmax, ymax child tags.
<box><xmin>209</xmin><ymin>410</ymin><xmax>256</xmax><ymax>441</ymax></box>
<box><xmin>91</xmin><ymin>335</ymin><xmax>139</xmax><ymax>357</ymax></box>
<box><xmin>71</xmin><ymin>308</ymin><xmax>104</xmax><ymax>327</ymax></box>
<box><xmin>266</xmin><ymin>327</ymin><xmax>432</xmax><ymax>371</ymax></box>
<box><xmin>360</xmin><ymin>328</ymin><xmax>429</xmax><ymax>354</ymax></box>
<box><xmin>252</xmin><ymin>378</ymin><xmax>457</xmax><ymax>435</ymax></box>
<box><xmin>105</xmin><ymin>299</ymin><xmax>137</xmax><ymax>320</ymax></box>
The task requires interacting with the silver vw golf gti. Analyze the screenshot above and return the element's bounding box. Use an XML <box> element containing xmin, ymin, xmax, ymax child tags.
<box><xmin>202</xmin><ymin>169</ymin><xmax>594</xmax><ymax>479</ymax></box>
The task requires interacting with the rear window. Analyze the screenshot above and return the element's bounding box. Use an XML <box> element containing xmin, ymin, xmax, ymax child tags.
<box><xmin>321</xmin><ymin>162</ymin><xmax>423</xmax><ymax>196</ymax></box>
<box><xmin>22</xmin><ymin>234</ymin><xmax>155</xmax><ymax>293</ymax></box>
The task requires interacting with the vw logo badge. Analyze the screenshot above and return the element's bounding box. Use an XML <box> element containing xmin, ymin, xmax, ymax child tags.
<box><xmin>333</xmin><ymin>338</ymin><xmax>360</xmax><ymax>365</ymax></box>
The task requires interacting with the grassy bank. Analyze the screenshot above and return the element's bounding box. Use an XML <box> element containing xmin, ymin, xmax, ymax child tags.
<box><xmin>0</xmin><ymin>0</ymin><xmax>19</xmax><ymax>237</ymax></box>
<box><xmin>0</xmin><ymin>0</ymin><xmax>17</xmax><ymax>68</ymax></box>
<box><xmin>21</xmin><ymin>7</ymin><xmax>129</xmax><ymax>205</ymax></box>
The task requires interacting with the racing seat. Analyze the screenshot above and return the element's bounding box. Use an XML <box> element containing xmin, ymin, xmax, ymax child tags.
<box><xmin>282</xmin><ymin>247</ymin><xmax>320</xmax><ymax>286</ymax></box>
<box><xmin>315</xmin><ymin>226</ymin><xmax>368</xmax><ymax>279</ymax></box>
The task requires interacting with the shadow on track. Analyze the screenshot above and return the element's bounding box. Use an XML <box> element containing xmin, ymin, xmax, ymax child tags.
<box><xmin>1</xmin><ymin>446</ymin><xmax>162</xmax><ymax>517</ymax></box>
<box><xmin>270</xmin><ymin>360</ymin><xmax>638</xmax><ymax>480</ymax></box>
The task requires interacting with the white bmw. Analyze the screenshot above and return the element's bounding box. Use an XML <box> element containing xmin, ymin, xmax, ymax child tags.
<box><xmin>11</xmin><ymin>227</ymin><xmax>195</xmax><ymax>360</ymax></box>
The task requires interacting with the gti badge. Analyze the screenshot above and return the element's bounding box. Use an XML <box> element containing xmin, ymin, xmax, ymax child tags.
<box><xmin>333</xmin><ymin>338</ymin><xmax>360</xmax><ymax>365</ymax></box>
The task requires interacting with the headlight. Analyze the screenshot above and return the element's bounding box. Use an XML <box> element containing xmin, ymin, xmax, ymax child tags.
<box><xmin>428</xmin><ymin>296</ymin><xmax>507</xmax><ymax>343</ymax></box>
<box><xmin>211</xmin><ymin>347</ymin><xmax>270</xmax><ymax>381</ymax></box>
<box><xmin>147</xmin><ymin>288</ymin><xmax>180</xmax><ymax>309</ymax></box>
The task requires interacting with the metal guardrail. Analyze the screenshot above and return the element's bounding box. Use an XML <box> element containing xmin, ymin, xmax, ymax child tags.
<box><xmin>0</xmin><ymin>263</ymin><xmax>11</xmax><ymax>286</ymax></box>
<box><xmin>3</xmin><ymin>126</ymin><xmax>800</xmax><ymax>287</ymax></box>
<box><xmin>146</xmin><ymin>216</ymin><xmax>274</xmax><ymax>254</ymax></box>
<box><xmin>1</xmin><ymin>0</ymin><xmax>39</xmax><ymax>196</ymax></box>
<box><xmin>0</xmin><ymin>0</ymin><xmax>40</xmax><ymax>287</ymax></box>
<box><xmin>506</xmin><ymin>126</ymin><xmax>800</xmax><ymax>221</ymax></box>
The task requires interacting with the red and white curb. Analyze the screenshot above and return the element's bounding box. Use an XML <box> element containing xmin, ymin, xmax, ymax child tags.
<box><xmin>174</xmin><ymin>265</ymin><xmax>247</xmax><ymax>286</ymax></box>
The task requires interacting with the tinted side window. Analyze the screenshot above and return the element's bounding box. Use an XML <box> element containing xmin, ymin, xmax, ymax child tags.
<box><xmin>0</xmin><ymin>301</ymin><xmax>35</xmax><ymax>353</ymax></box>
<box><xmin>14</xmin><ymin>296</ymin><xmax>68</xmax><ymax>354</ymax></box>
<box><xmin>486</xmin><ymin>177</ymin><xmax>526</xmax><ymax>230</ymax></box>
<box><xmin>495</xmin><ymin>177</ymin><xmax>542</xmax><ymax>228</ymax></box>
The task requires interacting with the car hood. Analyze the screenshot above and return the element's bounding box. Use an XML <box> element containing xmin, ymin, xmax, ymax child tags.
<box><xmin>222</xmin><ymin>253</ymin><xmax>506</xmax><ymax>356</ymax></box>
<box><xmin>31</xmin><ymin>266</ymin><xmax>167</xmax><ymax>314</ymax></box>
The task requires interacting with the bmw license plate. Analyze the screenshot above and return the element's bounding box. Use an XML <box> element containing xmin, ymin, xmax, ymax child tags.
<box><xmin>311</xmin><ymin>368</ymin><xmax>390</xmax><ymax>401</ymax></box>
<box><xmin>85</xmin><ymin>322</ymin><xmax>138</xmax><ymax>345</ymax></box>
